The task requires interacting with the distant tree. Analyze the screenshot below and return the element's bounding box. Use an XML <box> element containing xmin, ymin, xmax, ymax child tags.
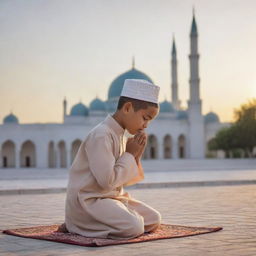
<box><xmin>208</xmin><ymin>98</ymin><xmax>256</xmax><ymax>158</ymax></box>
<box><xmin>213</xmin><ymin>127</ymin><xmax>236</xmax><ymax>157</ymax></box>
<box><xmin>233</xmin><ymin>99</ymin><xmax>256</xmax><ymax>157</ymax></box>
<box><xmin>208</xmin><ymin>137</ymin><xmax>218</xmax><ymax>151</ymax></box>
<box><xmin>234</xmin><ymin>99</ymin><xmax>256</xmax><ymax>122</ymax></box>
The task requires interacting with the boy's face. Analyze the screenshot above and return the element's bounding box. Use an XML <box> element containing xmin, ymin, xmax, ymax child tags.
<box><xmin>123</xmin><ymin>103</ymin><xmax>159</xmax><ymax>135</ymax></box>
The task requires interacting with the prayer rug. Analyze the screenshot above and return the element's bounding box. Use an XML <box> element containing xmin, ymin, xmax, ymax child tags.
<box><xmin>3</xmin><ymin>224</ymin><xmax>222</xmax><ymax>247</ymax></box>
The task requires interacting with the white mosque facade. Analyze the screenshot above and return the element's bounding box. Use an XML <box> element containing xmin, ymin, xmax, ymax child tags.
<box><xmin>0</xmin><ymin>14</ymin><xmax>230</xmax><ymax>168</ymax></box>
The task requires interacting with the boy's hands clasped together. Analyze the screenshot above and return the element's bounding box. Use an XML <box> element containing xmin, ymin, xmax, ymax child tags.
<box><xmin>126</xmin><ymin>132</ymin><xmax>147</xmax><ymax>163</ymax></box>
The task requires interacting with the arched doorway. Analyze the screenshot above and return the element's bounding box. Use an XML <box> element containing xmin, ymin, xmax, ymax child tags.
<box><xmin>163</xmin><ymin>135</ymin><xmax>172</xmax><ymax>159</ymax></box>
<box><xmin>147</xmin><ymin>135</ymin><xmax>158</xmax><ymax>159</ymax></box>
<box><xmin>71</xmin><ymin>139</ymin><xmax>82</xmax><ymax>164</ymax></box>
<box><xmin>48</xmin><ymin>141</ymin><xmax>56</xmax><ymax>168</ymax></box>
<box><xmin>58</xmin><ymin>141</ymin><xmax>67</xmax><ymax>168</ymax></box>
<box><xmin>20</xmin><ymin>140</ymin><xmax>36</xmax><ymax>167</ymax></box>
<box><xmin>178</xmin><ymin>135</ymin><xmax>186</xmax><ymax>158</ymax></box>
<box><xmin>1</xmin><ymin>140</ymin><xmax>15</xmax><ymax>167</ymax></box>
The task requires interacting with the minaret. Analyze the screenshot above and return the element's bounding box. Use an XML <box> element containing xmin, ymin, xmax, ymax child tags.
<box><xmin>189</xmin><ymin>9</ymin><xmax>201</xmax><ymax>105</ymax></box>
<box><xmin>132</xmin><ymin>56</ymin><xmax>135</xmax><ymax>69</ymax></box>
<box><xmin>171</xmin><ymin>36</ymin><xmax>180</xmax><ymax>109</ymax></box>
<box><xmin>63</xmin><ymin>97</ymin><xmax>67</xmax><ymax>122</ymax></box>
<box><xmin>187</xmin><ymin>10</ymin><xmax>205</xmax><ymax>158</ymax></box>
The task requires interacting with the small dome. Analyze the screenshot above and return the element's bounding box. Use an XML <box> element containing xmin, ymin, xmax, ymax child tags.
<box><xmin>176</xmin><ymin>110</ymin><xmax>188</xmax><ymax>120</ymax></box>
<box><xmin>108</xmin><ymin>68</ymin><xmax>153</xmax><ymax>100</ymax></box>
<box><xmin>3</xmin><ymin>113</ymin><xmax>19</xmax><ymax>124</ymax></box>
<box><xmin>70</xmin><ymin>103</ymin><xmax>89</xmax><ymax>116</ymax></box>
<box><xmin>89</xmin><ymin>98</ymin><xmax>106</xmax><ymax>111</ymax></box>
<box><xmin>204</xmin><ymin>112</ymin><xmax>219</xmax><ymax>123</ymax></box>
<box><xmin>160</xmin><ymin>100</ymin><xmax>175</xmax><ymax>113</ymax></box>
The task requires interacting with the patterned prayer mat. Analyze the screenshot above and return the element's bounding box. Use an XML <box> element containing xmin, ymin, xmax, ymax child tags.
<box><xmin>3</xmin><ymin>224</ymin><xmax>223</xmax><ymax>247</ymax></box>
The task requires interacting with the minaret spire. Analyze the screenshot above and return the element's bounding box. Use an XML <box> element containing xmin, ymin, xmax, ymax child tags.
<box><xmin>132</xmin><ymin>56</ymin><xmax>135</xmax><ymax>69</ymax></box>
<box><xmin>189</xmin><ymin>9</ymin><xmax>200</xmax><ymax>104</ymax></box>
<box><xmin>171</xmin><ymin>35</ymin><xmax>180</xmax><ymax>109</ymax></box>
<box><xmin>63</xmin><ymin>97</ymin><xmax>67</xmax><ymax>122</ymax></box>
<box><xmin>172</xmin><ymin>35</ymin><xmax>176</xmax><ymax>55</ymax></box>
<box><xmin>191</xmin><ymin>7</ymin><xmax>198</xmax><ymax>37</ymax></box>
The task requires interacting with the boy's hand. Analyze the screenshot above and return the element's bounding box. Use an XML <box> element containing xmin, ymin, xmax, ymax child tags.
<box><xmin>125</xmin><ymin>132</ymin><xmax>147</xmax><ymax>159</ymax></box>
<box><xmin>126</xmin><ymin>137</ymin><xmax>142</xmax><ymax>158</ymax></box>
<box><xmin>134</xmin><ymin>132</ymin><xmax>147</xmax><ymax>161</ymax></box>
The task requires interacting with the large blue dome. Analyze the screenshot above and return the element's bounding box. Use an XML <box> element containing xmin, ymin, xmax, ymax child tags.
<box><xmin>204</xmin><ymin>112</ymin><xmax>219</xmax><ymax>123</ymax></box>
<box><xmin>70</xmin><ymin>103</ymin><xmax>89</xmax><ymax>116</ymax></box>
<box><xmin>108</xmin><ymin>68</ymin><xmax>153</xmax><ymax>100</ymax></box>
<box><xmin>3</xmin><ymin>113</ymin><xmax>19</xmax><ymax>124</ymax></box>
<box><xmin>160</xmin><ymin>100</ymin><xmax>175</xmax><ymax>113</ymax></box>
<box><xmin>89</xmin><ymin>98</ymin><xmax>106</xmax><ymax>111</ymax></box>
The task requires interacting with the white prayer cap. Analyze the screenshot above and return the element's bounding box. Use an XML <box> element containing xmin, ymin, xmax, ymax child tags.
<box><xmin>121</xmin><ymin>79</ymin><xmax>160</xmax><ymax>104</ymax></box>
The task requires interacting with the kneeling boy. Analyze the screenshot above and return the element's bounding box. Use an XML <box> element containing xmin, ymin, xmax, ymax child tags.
<box><xmin>65</xmin><ymin>79</ymin><xmax>161</xmax><ymax>240</ymax></box>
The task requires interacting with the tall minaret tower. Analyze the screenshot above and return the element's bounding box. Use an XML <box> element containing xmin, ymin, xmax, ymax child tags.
<box><xmin>171</xmin><ymin>36</ymin><xmax>180</xmax><ymax>109</ymax></box>
<box><xmin>187</xmin><ymin>10</ymin><xmax>205</xmax><ymax>158</ymax></box>
<box><xmin>189</xmin><ymin>10</ymin><xmax>201</xmax><ymax>106</ymax></box>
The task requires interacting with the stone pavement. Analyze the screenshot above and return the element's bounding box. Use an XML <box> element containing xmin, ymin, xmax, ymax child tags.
<box><xmin>0</xmin><ymin>184</ymin><xmax>256</xmax><ymax>256</ymax></box>
<box><xmin>1</xmin><ymin>159</ymin><xmax>256</xmax><ymax>191</ymax></box>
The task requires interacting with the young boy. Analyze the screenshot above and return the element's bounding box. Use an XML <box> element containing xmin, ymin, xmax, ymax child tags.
<box><xmin>64</xmin><ymin>79</ymin><xmax>161</xmax><ymax>240</ymax></box>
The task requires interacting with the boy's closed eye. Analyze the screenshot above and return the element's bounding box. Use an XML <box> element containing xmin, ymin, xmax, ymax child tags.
<box><xmin>144</xmin><ymin>114</ymin><xmax>153</xmax><ymax>121</ymax></box>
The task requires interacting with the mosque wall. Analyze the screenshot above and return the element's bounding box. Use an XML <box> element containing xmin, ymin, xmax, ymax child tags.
<box><xmin>0</xmin><ymin>124</ymin><xmax>93</xmax><ymax>168</ymax></box>
<box><xmin>0</xmin><ymin>117</ymin><xmax>194</xmax><ymax>168</ymax></box>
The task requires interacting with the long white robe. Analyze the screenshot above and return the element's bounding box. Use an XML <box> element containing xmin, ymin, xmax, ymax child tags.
<box><xmin>65</xmin><ymin>114</ymin><xmax>161</xmax><ymax>240</ymax></box>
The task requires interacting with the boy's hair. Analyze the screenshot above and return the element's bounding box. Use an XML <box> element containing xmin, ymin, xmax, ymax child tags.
<box><xmin>117</xmin><ymin>96</ymin><xmax>158</xmax><ymax>112</ymax></box>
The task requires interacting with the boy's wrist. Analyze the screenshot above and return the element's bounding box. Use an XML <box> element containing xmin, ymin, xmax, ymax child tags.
<box><xmin>126</xmin><ymin>151</ymin><xmax>137</xmax><ymax>158</ymax></box>
<box><xmin>135</xmin><ymin>156</ymin><xmax>141</xmax><ymax>164</ymax></box>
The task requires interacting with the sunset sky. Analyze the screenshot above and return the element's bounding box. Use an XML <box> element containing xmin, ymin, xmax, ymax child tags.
<box><xmin>1</xmin><ymin>0</ymin><xmax>256</xmax><ymax>124</ymax></box>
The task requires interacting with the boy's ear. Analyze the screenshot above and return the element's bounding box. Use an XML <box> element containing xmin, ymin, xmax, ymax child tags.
<box><xmin>123</xmin><ymin>102</ymin><xmax>133</xmax><ymax>113</ymax></box>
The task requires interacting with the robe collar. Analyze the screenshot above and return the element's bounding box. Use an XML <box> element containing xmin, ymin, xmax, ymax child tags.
<box><xmin>104</xmin><ymin>114</ymin><xmax>125</xmax><ymax>136</ymax></box>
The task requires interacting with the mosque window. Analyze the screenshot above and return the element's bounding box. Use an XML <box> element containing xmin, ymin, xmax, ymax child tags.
<box><xmin>178</xmin><ymin>135</ymin><xmax>186</xmax><ymax>158</ymax></box>
<box><xmin>150</xmin><ymin>147</ymin><xmax>155</xmax><ymax>159</ymax></box>
<box><xmin>179</xmin><ymin>147</ymin><xmax>184</xmax><ymax>158</ymax></box>
<box><xmin>164</xmin><ymin>147</ymin><xmax>171</xmax><ymax>158</ymax></box>
<box><xmin>3</xmin><ymin>157</ymin><xmax>7</xmax><ymax>167</ymax></box>
<box><xmin>25</xmin><ymin>156</ymin><xmax>31</xmax><ymax>167</ymax></box>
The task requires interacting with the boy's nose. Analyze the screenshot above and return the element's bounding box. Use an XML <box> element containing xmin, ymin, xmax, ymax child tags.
<box><xmin>143</xmin><ymin>123</ymin><xmax>148</xmax><ymax>128</ymax></box>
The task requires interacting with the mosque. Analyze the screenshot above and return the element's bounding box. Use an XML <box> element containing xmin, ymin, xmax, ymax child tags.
<box><xmin>0</xmin><ymin>13</ymin><xmax>230</xmax><ymax>168</ymax></box>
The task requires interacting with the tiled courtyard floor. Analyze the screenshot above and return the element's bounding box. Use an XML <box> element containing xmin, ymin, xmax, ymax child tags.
<box><xmin>1</xmin><ymin>158</ymin><xmax>256</xmax><ymax>191</ymax></box>
<box><xmin>0</xmin><ymin>184</ymin><xmax>255</xmax><ymax>256</ymax></box>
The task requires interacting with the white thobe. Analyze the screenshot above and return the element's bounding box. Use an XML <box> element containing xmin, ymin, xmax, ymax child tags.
<box><xmin>65</xmin><ymin>114</ymin><xmax>161</xmax><ymax>240</ymax></box>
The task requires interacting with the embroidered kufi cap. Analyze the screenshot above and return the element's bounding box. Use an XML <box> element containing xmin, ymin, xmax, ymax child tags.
<box><xmin>121</xmin><ymin>79</ymin><xmax>160</xmax><ymax>104</ymax></box>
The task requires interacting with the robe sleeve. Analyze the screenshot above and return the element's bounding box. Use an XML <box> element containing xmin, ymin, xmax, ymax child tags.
<box><xmin>84</xmin><ymin>133</ymin><xmax>139</xmax><ymax>191</ymax></box>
